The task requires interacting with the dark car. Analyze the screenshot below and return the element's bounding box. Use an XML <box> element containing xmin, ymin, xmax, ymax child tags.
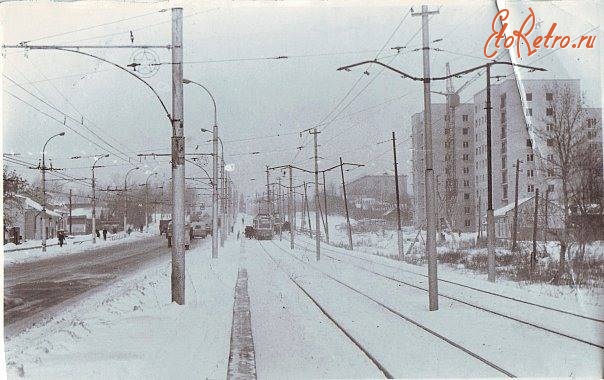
<box><xmin>244</xmin><ymin>226</ymin><xmax>255</xmax><ymax>239</ymax></box>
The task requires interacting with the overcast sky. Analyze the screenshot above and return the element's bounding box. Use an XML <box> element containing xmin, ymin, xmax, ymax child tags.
<box><xmin>2</xmin><ymin>0</ymin><xmax>601</xmax><ymax>200</ymax></box>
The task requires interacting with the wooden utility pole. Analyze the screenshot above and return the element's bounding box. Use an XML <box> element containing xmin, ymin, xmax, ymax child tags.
<box><xmin>312</xmin><ymin>128</ymin><xmax>321</xmax><ymax>261</ymax></box>
<box><xmin>171</xmin><ymin>7</ymin><xmax>186</xmax><ymax>305</ymax></box>
<box><xmin>303</xmin><ymin>181</ymin><xmax>312</xmax><ymax>238</ymax></box>
<box><xmin>485</xmin><ymin>65</ymin><xmax>496</xmax><ymax>283</ymax></box>
<box><xmin>511</xmin><ymin>159</ymin><xmax>521</xmax><ymax>251</ymax></box>
<box><xmin>531</xmin><ymin>189</ymin><xmax>539</xmax><ymax>273</ymax></box>
<box><xmin>413</xmin><ymin>4</ymin><xmax>439</xmax><ymax>310</ymax></box>
<box><xmin>544</xmin><ymin>188</ymin><xmax>549</xmax><ymax>249</ymax></box>
<box><xmin>322</xmin><ymin>171</ymin><xmax>329</xmax><ymax>244</ymax></box>
<box><xmin>265</xmin><ymin>166</ymin><xmax>271</xmax><ymax>215</ymax></box>
<box><xmin>392</xmin><ymin>131</ymin><xmax>404</xmax><ymax>257</ymax></box>
<box><xmin>339</xmin><ymin>157</ymin><xmax>353</xmax><ymax>251</ymax></box>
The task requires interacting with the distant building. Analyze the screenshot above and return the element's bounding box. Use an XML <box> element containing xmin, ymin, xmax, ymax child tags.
<box><xmin>412</xmin><ymin>102</ymin><xmax>476</xmax><ymax>232</ymax></box>
<box><xmin>4</xmin><ymin>195</ymin><xmax>63</xmax><ymax>243</ymax></box>
<box><xmin>344</xmin><ymin>172</ymin><xmax>410</xmax><ymax>221</ymax></box>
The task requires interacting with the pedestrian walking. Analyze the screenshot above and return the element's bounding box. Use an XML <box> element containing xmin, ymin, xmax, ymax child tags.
<box><xmin>102</xmin><ymin>228</ymin><xmax>107</xmax><ymax>241</ymax></box>
<box><xmin>58</xmin><ymin>230</ymin><xmax>65</xmax><ymax>247</ymax></box>
<box><xmin>96</xmin><ymin>229</ymin><xmax>100</xmax><ymax>238</ymax></box>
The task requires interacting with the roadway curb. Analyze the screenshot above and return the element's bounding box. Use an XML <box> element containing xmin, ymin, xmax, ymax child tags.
<box><xmin>227</xmin><ymin>268</ymin><xmax>257</xmax><ymax>380</ymax></box>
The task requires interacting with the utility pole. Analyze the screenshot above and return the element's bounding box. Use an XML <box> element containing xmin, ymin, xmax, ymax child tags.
<box><xmin>322</xmin><ymin>171</ymin><xmax>329</xmax><ymax>244</ymax></box>
<box><xmin>544</xmin><ymin>188</ymin><xmax>549</xmax><ymax>249</ymax></box>
<box><xmin>278</xmin><ymin>177</ymin><xmax>283</xmax><ymax>241</ymax></box>
<box><xmin>477</xmin><ymin>195</ymin><xmax>482</xmax><ymax>240</ymax></box>
<box><xmin>69</xmin><ymin>189</ymin><xmax>73</xmax><ymax>235</ymax></box>
<box><xmin>303</xmin><ymin>181</ymin><xmax>312</xmax><ymax>238</ymax></box>
<box><xmin>511</xmin><ymin>159</ymin><xmax>521</xmax><ymax>251</ymax></box>
<box><xmin>265</xmin><ymin>165</ymin><xmax>271</xmax><ymax>215</ymax></box>
<box><xmin>289</xmin><ymin>165</ymin><xmax>294</xmax><ymax>249</ymax></box>
<box><xmin>413</xmin><ymin>4</ymin><xmax>439</xmax><ymax>310</ymax></box>
<box><xmin>221</xmin><ymin>159</ymin><xmax>226</xmax><ymax>247</ymax></box>
<box><xmin>340</xmin><ymin>157</ymin><xmax>353</xmax><ymax>251</ymax></box>
<box><xmin>171</xmin><ymin>7</ymin><xmax>186</xmax><ymax>305</ymax></box>
<box><xmin>531</xmin><ymin>188</ymin><xmax>539</xmax><ymax>274</ymax></box>
<box><xmin>312</xmin><ymin>128</ymin><xmax>321</xmax><ymax>260</ymax></box>
<box><xmin>212</xmin><ymin>125</ymin><xmax>219</xmax><ymax>258</ymax></box>
<box><xmin>392</xmin><ymin>131</ymin><xmax>404</xmax><ymax>257</ymax></box>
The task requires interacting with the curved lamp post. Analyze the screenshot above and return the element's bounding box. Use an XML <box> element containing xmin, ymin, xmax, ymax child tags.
<box><xmin>41</xmin><ymin>131</ymin><xmax>65</xmax><ymax>252</ymax></box>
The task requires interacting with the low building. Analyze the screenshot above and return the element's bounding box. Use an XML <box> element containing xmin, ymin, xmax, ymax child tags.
<box><xmin>343</xmin><ymin>172</ymin><xmax>410</xmax><ymax>222</ymax></box>
<box><xmin>492</xmin><ymin>195</ymin><xmax>564</xmax><ymax>242</ymax></box>
<box><xmin>4</xmin><ymin>195</ymin><xmax>64</xmax><ymax>243</ymax></box>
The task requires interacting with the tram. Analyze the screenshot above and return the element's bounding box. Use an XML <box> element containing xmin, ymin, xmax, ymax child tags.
<box><xmin>252</xmin><ymin>213</ymin><xmax>274</xmax><ymax>240</ymax></box>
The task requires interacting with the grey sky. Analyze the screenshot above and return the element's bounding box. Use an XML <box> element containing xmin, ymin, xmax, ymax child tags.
<box><xmin>2</xmin><ymin>0</ymin><xmax>601</xmax><ymax>198</ymax></box>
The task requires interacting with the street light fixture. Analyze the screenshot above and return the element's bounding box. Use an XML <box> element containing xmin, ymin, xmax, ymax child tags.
<box><xmin>40</xmin><ymin>131</ymin><xmax>66</xmax><ymax>252</ymax></box>
<box><xmin>184</xmin><ymin>79</ymin><xmax>221</xmax><ymax>258</ymax></box>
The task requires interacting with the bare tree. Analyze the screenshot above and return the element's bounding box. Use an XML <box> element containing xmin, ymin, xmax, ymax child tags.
<box><xmin>535</xmin><ymin>83</ymin><xmax>599</xmax><ymax>282</ymax></box>
<box><xmin>3</xmin><ymin>165</ymin><xmax>29</xmax><ymax>226</ymax></box>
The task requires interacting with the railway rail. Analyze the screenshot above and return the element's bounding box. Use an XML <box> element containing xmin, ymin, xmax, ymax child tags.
<box><xmin>259</xmin><ymin>240</ymin><xmax>516</xmax><ymax>378</ymax></box>
<box><xmin>292</xmin><ymin>238</ymin><xmax>604</xmax><ymax>350</ymax></box>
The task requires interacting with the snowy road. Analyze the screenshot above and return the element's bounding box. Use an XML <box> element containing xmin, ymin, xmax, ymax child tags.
<box><xmin>4</xmin><ymin>235</ymin><xmax>193</xmax><ymax>335</ymax></box>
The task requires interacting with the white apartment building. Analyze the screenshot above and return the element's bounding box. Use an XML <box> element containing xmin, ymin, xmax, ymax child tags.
<box><xmin>411</xmin><ymin>103</ymin><xmax>476</xmax><ymax>233</ymax></box>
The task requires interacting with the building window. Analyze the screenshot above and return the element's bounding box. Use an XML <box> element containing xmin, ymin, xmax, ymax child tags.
<box><xmin>500</xmin><ymin>93</ymin><xmax>506</xmax><ymax>108</ymax></box>
<box><xmin>546</xmin><ymin>107</ymin><xmax>554</xmax><ymax>116</ymax></box>
<box><xmin>463</xmin><ymin>167</ymin><xmax>469</xmax><ymax>174</ymax></box>
<box><xmin>546</xmin><ymin>123</ymin><xmax>554</xmax><ymax>132</ymax></box>
<box><xmin>527</xmin><ymin>169</ymin><xmax>534</xmax><ymax>178</ymax></box>
<box><xmin>587</xmin><ymin>118</ymin><xmax>596</xmax><ymax>127</ymax></box>
<box><xmin>527</xmin><ymin>184</ymin><xmax>534</xmax><ymax>192</ymax></box>
<box><xmin>501</xmin><ymin>140</ymin><xmax>506</xmax><ymax>154</ymax></box>
<box><xmin>503</xmin><ymin>184</ymin><xmax>508</xmax><ymax>200</ymax></box>
<box><xmin>501</xmin><ymin>112</ymin><xmax>506</xmax><ymax>123</ymax></box>
<box><xmin>526</xmin><ymin>92</ymin><xmax>532</xmax><ymax>101</ymax></box>
<box><xmin>463</xmin><ymin>141</ymin><xmax>469</xmax><ymax>148</ymax></box>
<box><xmin>547</xmin><ymin>138</ymin><xmax>555</xmax><ymax>147</ymax></box>
<box><xmin>465</xmin><ymin>219</ymin><xmax>471</xmax><ymax>227</ymax></box>
<box><xmin>547</xmin><ymin>153</ymin><xmax>554</xmax><ymax>161</ymax></box>
<box><xmin>463</xmin><ymin>154</ymin><xmax>469</xmax><ymax>161</ymax></box>
<box><xmin>465</xmin><ymin>206</ymin><xmax>471</xmax><ymax>214</ymax></box>
<box><xmin>527</xmin><ymin>139</ymin><xmax>533</xmax><ymax>147</ymax></box>
<box><xmin>546</xmin><ymin>92</ymin><xmax>553</xmax><ymax>101</ymax></box>
<box><xmin>463</xmin><ymin>180</ymin><xmax>470</xmax><ymax>187</ymax></box>
<box><xmin>548</xmin><ymin>184</ymin><xmax>554</xmax><ymax>192</ymax></box>
<box><xmin>502</xmin><ymin>170</ymin><xmax>507</xmax><ymax>183</ymax></box>
<box><xmin>547</xmin><ymin>169</ymin><xmax>554</xmax><ymax>178</ymax></box>
<box><xmin>464</xmin><ymin>193</ymin><xmax>470</xmax><ymax>200</ymax></box>
<box><xmin>501</xmin><ymin>127</ymin><xmax>506</xmax><ymax>139</ymax></box>
<box><xmin>462</xmin><ymin>114</ymin><xmax>468</xmax><ymax>122</ymax></box>
<box><xmin>463</xmin><ymin>127</ymin><xmax>469</xmax><ymax>135</ymax></box>
<box><xmin>502</xmin><ymin>155</ymin><xmax>507</xmax><ymax>169</ymax></box>
<box><xmin>526</xmin><ymin>108</ymin><xmax>533</xmax><ymax>116</ymax></box>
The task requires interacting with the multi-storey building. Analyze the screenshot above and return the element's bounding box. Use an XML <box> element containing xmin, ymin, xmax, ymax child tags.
<box><xmin>411</xmin><ymin>103</ymin><xmax>476</xmax><ymax>232</ymax></box>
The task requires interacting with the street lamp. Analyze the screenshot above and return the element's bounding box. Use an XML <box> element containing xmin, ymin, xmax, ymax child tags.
<box><xmin>41</xmin><ymin>131</ymin><xmax>65</xmax><ymax>252</ymax></box>
<box><xmin>184</xmin><ymin>78</ymin><xmax>220</xmax><ymax>259</ymax></box>
<box><xmin>201</xmin><ymin>130</ymin><xmax>227</xmax><ymax>250</ymax></box>
<box><xmin>123</xmin><ymin>167</ymin><xmax>139</xmax><ymax>232</ymax></box>
<box><xmin>144</xmin><ymin>172</ymin><xmax>158</xmax><ymax>231</ymax></box>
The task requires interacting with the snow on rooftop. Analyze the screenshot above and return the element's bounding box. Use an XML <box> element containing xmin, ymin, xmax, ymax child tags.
<box><xmin>493</xmin><ymin>197</ymin><xmax>533</xmax><ymax>217</ymax></box>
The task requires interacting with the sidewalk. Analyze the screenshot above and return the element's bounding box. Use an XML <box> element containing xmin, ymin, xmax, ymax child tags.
<box><xmin>3</xmin><ymin>226</ymin><xmax>161</xmax><ymax>267</ymax></box>
<box><xmin>3</xmin><ymin>237</ymin><xmax>241</xmax><ymax>379</ymax></box>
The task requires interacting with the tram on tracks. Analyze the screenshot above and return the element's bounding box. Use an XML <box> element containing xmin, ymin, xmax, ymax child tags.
<box><xmin>250</xmin><ymin>213</ymin><xmax>274</xmax><ymax>240</ymax></box>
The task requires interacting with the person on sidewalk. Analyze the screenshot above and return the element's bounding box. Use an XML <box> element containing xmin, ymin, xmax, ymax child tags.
<box><xmin>58</xmin><ymin>230</ymin><xmax>65</xmax><ymax>247</ymax></box>
<box><xmin>102</xmin><ymin>228</ymin><xmax>107</xmax><ymax>241</ymax></box>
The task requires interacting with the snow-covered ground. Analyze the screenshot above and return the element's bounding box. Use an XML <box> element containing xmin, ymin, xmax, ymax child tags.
<box><xmin>3</xmin><ymin>214</ymin><xmax>601</xmax><ymax>378</ymax></box>
<box><xmin>3</xmin><ymin>225</ymin><xmax>161</xmax><ymax>267</ymax></box>
<box><xmin>293</xmin><ymin>212</ymin><xmax>603</xmax><ymax>305</ymax></box>
<box><xmin>3</xmin><ymin>234</ymin><xmax>240</xmax><ymax>379</ymax></box>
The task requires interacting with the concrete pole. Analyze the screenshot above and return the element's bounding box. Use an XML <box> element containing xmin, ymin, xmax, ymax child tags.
<box><xmin>415</xmin><ymin>4</ymin><xmax>439</xmax><ymax>310</ymax></box>
<box><xmin>69</xmin><ymin>188</ymin><xmax>72</xmax><ymax>235</ymax></box>
<box><xmin>170</xmin><ymin>7</ymin><xmax>186</xmax><ymax>305</ymax></box>
<box><xmin>485</xmin><ymin>64</ymin><xmax>496</xmax><ymax>283</ymax></box>
<box><xmin>339</xmin><ymin>157</ymin><xmax>353</xmax><ymax>251</ymax></box>
<box><xmin>91</xmin><ymin>166</ymin><xmax>96</xmax><ymax>244</ymax></box>
<box><xmin>289</xmin><ymin>166</ymin><xmax>294</xmax><ymax>249</ymax></box>
<box><xmin>313</xmin><ymin>128</ymin><xmax>321</xmax><ymax>260</ymax></box>
<box><xmin>212</xmin><ymin>124</ymin><xmax>219</xmax><ymax>258</ymax></box>
<box><xmin>221</xmin><ymin>159</ymin><xmax>225</xmax><ymax>247</ymax></box>
<box><xmin>531</xmin><ymin>188</ymin><xmax>540</xmax><ymax>274</ymax></box>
